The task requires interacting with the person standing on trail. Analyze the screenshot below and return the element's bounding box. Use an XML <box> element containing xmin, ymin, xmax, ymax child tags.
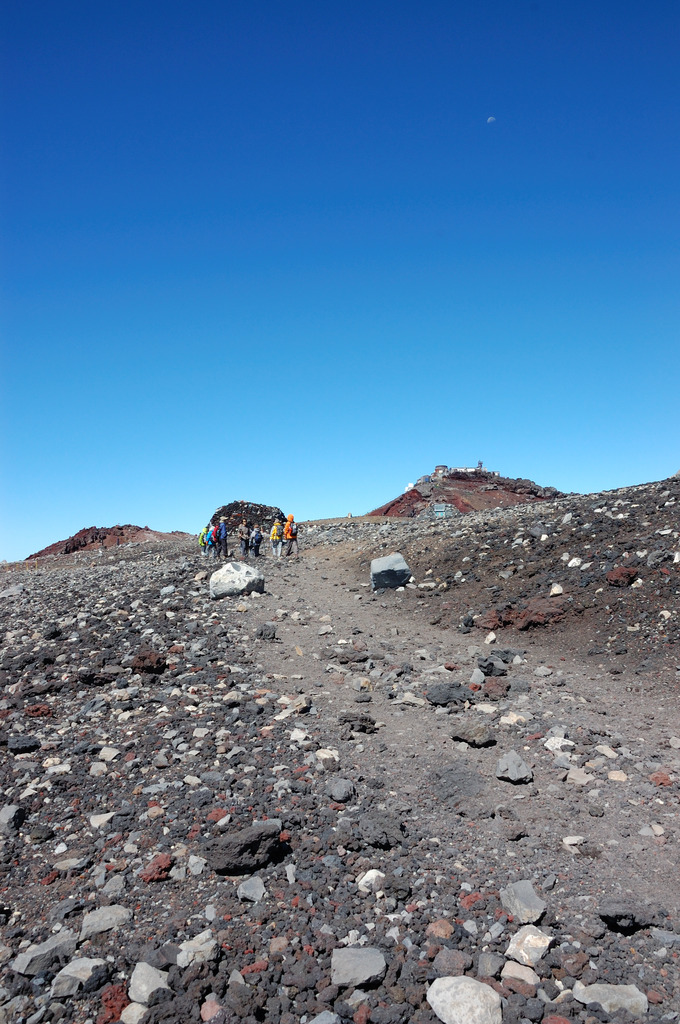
<box><xmin>284</xmin><ymin>514</ymin><xmax>299</xmax><ymax>557</ymax></box>
<box><xmin>198</xmin><ymin>526</ymin><xmax>208</xmax><ymax>556</ymax></box>
<box><xmin>270</xmin><ymin>519</ymin><xmax>283</xmax><ymax>558</ymax></box>
<box><xmin>205</xmin><ymin>523</ymin><xmax>218</xmax><ymax>559</ymax></box>
<box><xmin>249</xmin><ymin>524</ymin><xmax>263</xmax><ymax>558</ymax></box>
<box><xmin>237</xmin><ymin>519</ymin><xmax>250</xmax><ymax>560</ymax></box>
<box><xmin>216</xmin><ymin>518</ymin><xmax>229</xmax><ymax>559</ymax></box>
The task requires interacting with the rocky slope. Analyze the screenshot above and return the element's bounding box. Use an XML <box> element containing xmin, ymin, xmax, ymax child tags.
<box><xmin>368</xmin><ymin>471</ymin><xmax>561</xmax><ymax>518</ymax></box>
<box><xmin>27</xmin><ymin>527</ymin><xmax>194</xmax><ymax>562</ymax></box>
<box><xmin>0</xmin><ymin>476</ymin><xmax>678</xmax><ymax>1024</ymax></box>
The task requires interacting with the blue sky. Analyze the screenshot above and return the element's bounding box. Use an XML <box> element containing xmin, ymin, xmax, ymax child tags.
<box><xmin>2</xmin><ymin>1</ymin><xmax>679</xmax><ymax>561</ymax></box>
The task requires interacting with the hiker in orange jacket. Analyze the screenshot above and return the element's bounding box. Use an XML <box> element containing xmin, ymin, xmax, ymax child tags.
<box><xmin>283</xmin><ymin>514</ymin><xmax>299</xmax><ymax>557</ymax></box>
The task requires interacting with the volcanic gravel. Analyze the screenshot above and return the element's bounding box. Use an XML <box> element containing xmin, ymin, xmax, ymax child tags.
<box><xmin>0</xmin><ymin>477</ymin><xmax>679</xmax><ymax>1024</ymax></box>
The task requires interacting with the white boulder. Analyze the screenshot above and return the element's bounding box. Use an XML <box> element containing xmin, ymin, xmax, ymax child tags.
<box><xmin>209</xmin><ymin>562</ymin><xmax>265</xmax><ymax>599</ymax></box>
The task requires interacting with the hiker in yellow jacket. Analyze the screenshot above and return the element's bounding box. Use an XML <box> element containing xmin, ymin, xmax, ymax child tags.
<box><xmin>284</xmin><ymin>514</ymin><xmax>299</xmax><ymax>557</ymax></box>
<box><xmin>270</xmin><ymin>520</ymin><xmax>283</xmax><ymax>559</ymax></box>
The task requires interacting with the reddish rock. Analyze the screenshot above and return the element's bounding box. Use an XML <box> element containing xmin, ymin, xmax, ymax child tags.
<box><xmin>650</xmin><ymin>771</ymin><xmax>672</xmax><ymax>786</ymax></box>
<box><xmin>503</xmin><ymin>977</ymin><xmax>536</xmax><ymax>998</ymax></box>
<box><xmin>139</xmin><ymin>853</ymin><xmax>173</xmax><ymax>882</ymax></box>
<box><xmin>97</xmin><ymin>984</ymin><xmax>129</xmax><ymax>1024</ymax></box>
<box><xmin>352</xmin><ymin>1005</ymin><xmax>370</xmax><ymax>1024</ymax></box>
<box><xmin>24</xmin><ymin>704</ymin><xmax>51</xmax><ymax>717</ymax></box>
<box><xmin>241</xmin><ymin>960</ymin><xmax>268</xmax><ymax>975</ymax></box>
<box><xmin>543</xmin><ymin>1017</ymin><xmax>572</xmax><ymax>1024</ymax></box>
<box><xmin>648</xmin><ymin>990</ymin><xmax>664</xmax><ymax>1004</ymax></box>
<box><xmin>606</xmin><ymin>565</ymin><xmax>638</xmax><ymax>587</ymax></box>
<box><xmin>425</xmin><ymin>919</ymin><xmax>454</xmax><ymax>939</ymax></box>
<box><xmin>206</xmin><ymin>808</ymin><xmax>228</xmax><ymax>822</ymax></box>
<box><xmin>131</xmin><ymin>650</ymin><xmax>166</xmax><ymax>675</ymax></box>
<box><xmin>201</xmin><ymin>996</ymin><xmax>222</xmax><ymax>1021</ymax></box>
<box><xmin>514</xmin><ymin>596</ymin><xmax>569</xmax><ymax>630</ymax></box>
<box><xmin>483</xmin><ymin>678</ymin><xmax>510</xmax><ymax>700</ymax></box>
<box><xmin>460</xmin><ymin>892</ymin><xmax>485</xmax><ymax>911</ymax></box>
<box><xmin>432</xmin><ymin>948</ymin><xmax>472</xmax><ymax>976</ymax></box>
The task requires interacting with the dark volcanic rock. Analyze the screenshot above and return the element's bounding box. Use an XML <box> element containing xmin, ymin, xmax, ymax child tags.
<box><xmin>425</xmin><ymin>682</ymin><xmax>468</xmax><ymax>706</ymax></box>
<box><xmin>205</xmin><ymin>821</ymin><xmax>286</xmax><ymax>874</ymax></box>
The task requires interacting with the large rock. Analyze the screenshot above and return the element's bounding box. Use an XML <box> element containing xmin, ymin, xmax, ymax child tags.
<box><xmin>205</xmin><ymin>820</ymin><xmax>284</xmax><ymax>874</ymax></box>
<box><xmin>11</xmin><ymin>929</ymin><xmax>78</xmax><ymax>975</ymax></box>
<box><xmin>496</xmin><ymin>749</ymin><xmax>533</xmax><ymax>783</ymax></box>
<box><xmin>80</xmin><ymin>905</ymin><xmax>132</xmax><ymax>941</ymax></box>
<box><xmin>427</xmin><ymin>975</ymin><xmax>502</xmax><ymax>1024</ymax></box>
<box><xmin>370</xmin><ymin>553</ymin><xmax>411</xmax><ymax>590</ymax></box>
<box><xmin>209</xmin><ymin>562</ymin><xmax>265</xmax><ymax>599</ymax></box>
<box><xmin>50</xmin><ymin>957</ymin><xmax>106</xmax><ymax>998</ymax></box>
<box><xmin>572</xmin><ymin>980</ymin><xmax>648</xmax><ymax>1015</ymax></box>
<box><xmin>330</xmin><ymin>947</ymin><xmax>387</xmax><ymax>987</ymax></box>
<box><xmin>128</xmin><ymin>962</ymin><xmax>171</xmax><ymax>1004</ymax></box>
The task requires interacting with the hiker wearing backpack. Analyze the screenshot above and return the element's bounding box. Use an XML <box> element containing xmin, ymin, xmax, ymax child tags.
<box><xmin>237</xmin><ymin>519</ymin><xmax>250</xmax><ymax>560</ymax></box>
<box><xmin>284</xmin><ymin>514</ymin><xmax>299</xmax><ymax>557</ymax></box>
<box><xmin>249</xmin><ymin>524</ymin><xmax>263</xmax><ymax>558</ymax></box>
<box><xmin>205</xmin><ymin>524</ymin><xmax>218</xmax><ymax>559</ymax></box>
<box><xmin>216</xmin><ymin>518</ymin><xmax>229</xmax><ymax>559</ymax></box>
<box><xmin>198</xmin><ymin>526</ymin><xmax>208</xmax><ymax>556</ymax></box>
<box><xmin>270</xmin><ymin>519</ymin><xmax>283</xmax><ymax>558</ymax></box>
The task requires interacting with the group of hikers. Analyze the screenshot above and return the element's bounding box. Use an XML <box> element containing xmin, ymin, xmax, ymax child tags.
<box><xmin>198</xmin><ymin>515</ymin><xmax>299</xmax><ymax>561</ymax></box>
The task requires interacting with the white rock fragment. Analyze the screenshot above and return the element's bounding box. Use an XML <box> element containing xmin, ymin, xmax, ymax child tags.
<box><xmin>505</xmin><ymin>925</ymin><xmax>552</xmax><ymax>966</ymax></box>
<box><xmin>427</xmin><ymin>975</ymin><xmax>502</xmax><ymax>1024</ymax></box>
<box><xmin>572</xmin><ymin>980</ymin><xmax>648</xmax><ymax>1015</ymax></box>
<box><xmin>128</xmin><ymin>962</ymin><xmax>171</xmax><ymax>1005</ymax></box>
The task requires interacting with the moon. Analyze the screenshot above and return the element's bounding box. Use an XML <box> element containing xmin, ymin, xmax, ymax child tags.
<box><xmin>487</xmin><ymin>116</ymin><xmax>496</xmax><ymax>123</ymax></box>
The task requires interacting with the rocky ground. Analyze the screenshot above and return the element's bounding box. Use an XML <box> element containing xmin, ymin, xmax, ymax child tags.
<box><xmin>0</xmin><ymin>476</ymin><xmax>679</xmax><ymax>1024</ymax></box>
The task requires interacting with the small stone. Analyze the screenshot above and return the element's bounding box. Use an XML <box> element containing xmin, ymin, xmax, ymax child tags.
<box><xmin>176</xmin><ymin>930</ymin><xmax>217</xmax><ymax>967</ymax></box>
<box><xmin>330</xmin><ymin>947</ymin><xmax>387</xmax><ymax>987</ymax></box>
<box><xmin>572</xmin><ymin>980</ymin><xmax>648</xmax><ymax>1015</ymax></box>
<box><xmin>427</xmin><ymin>975</ymin><xmax>502</xmax><ymax>1024</ymax></box>
<box><xmin>501</xmin><ymin>960</ymin><xmax>539</xmax><ymax>985</ymax></box>
<box><xmin>550</xmin><ymin>584</ymin><xmax>563</xmax><ymax>596</ymax></box>
<box><xmin>80</xmin><ymin>905</ymin><xmax>132</xmax><ymax>941</ymax></box>
<box><xmin>432</xmin><ymin>949</ymin><xmax>472</xmax><ymax>977</ymax></box>
<box><xmin>505</xmin><ymin>925</ymin><xmax>552</xmax><ymax>965</ymax></box>
<box><xmin>608</xmin><ymin>770</ymin><xmax>628</xmax><ymax>782</ymax></box>
<box><xmin>500</xmin><ymin>880</ymin><xmax>546</xmax><ymax>924</ymax></box>
<box><xmin>120</xmin><ymin>1005</ymin><xmax>147</xmax><ymax>1024</ymax></box>
<box><xmin>237</xmin><ymin>876</ymin><xmax>266</xmax><ymax>902</ymax></box>
<box><xmin>0</xmin><ymin>804</ymin><xmax>25</xmax><ymax>833</ymax></box>
<box><xmin>128</xmin><ymin>962</ymin><xmax>171</xmax><ymax>1005</ymax></box>
<box><xmin>496</xmin><ymin>749</ymin><xmax>533</xmax><ymax>783</ymax></box>
<box><xmin>450</xmin><ymin>718</ymin><xmax>495</xmax><ymax>747</ymax></box>
<box><xmin>566</xmin><ymin>766</ymin><xmax>593</xmax><ymax>786</ymax></box>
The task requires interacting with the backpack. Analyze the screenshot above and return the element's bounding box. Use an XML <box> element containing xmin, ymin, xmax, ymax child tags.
<box><xmin>251</xmin><ymin>529</ymin><xmax>262</xmax><ymax>545</ymax></box>
<box><xmin>271</xmin><ymin>523</ymin><xmax>282</xmax><ymax>541</ymax></box>
<box><xmin>289</xmin><ymin>522</ymin><xmax>298</xmax><ymax>538</ymax></box>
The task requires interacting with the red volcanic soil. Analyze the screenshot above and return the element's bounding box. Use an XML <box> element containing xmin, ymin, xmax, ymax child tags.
<box><xmin>27</xmin><ymin>525</ymin><xmax>193</xmax><ymax>560</ymax></box>
<box><xmin>369</xmin><ymin>470</ymin><xmax>562</xmax><ymax>517</ymax></box>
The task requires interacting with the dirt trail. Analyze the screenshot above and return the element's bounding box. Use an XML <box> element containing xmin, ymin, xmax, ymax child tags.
<box><xmin>238</xmin><ymin>548</ymin><xmax>680</xmax><ymax>917</ymax></box>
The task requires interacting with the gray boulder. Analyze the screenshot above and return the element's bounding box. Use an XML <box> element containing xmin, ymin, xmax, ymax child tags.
<box><xmin>209</xmin><ymin>562</ymin><xmax>265</xmax><ymax>599</ymax></box>
<box><xmin>51</xmin><ymin>957</ymin><xmax>106</xmax><ymax>998</ymax></box>
<box><xmin>426</xmin><ymin>682</ymin><xmax>468</xmax><ymax>707</ymax></box>
<box><xmin>427</xmin><ymin>975</ymin><xmax>502</xmax><ymax>1024</ymax></box>
<box><xmin>0</xmin><ymin>804</ymin><xmax>25</xmax><ymax>833</ymax></box>
<box><xmin>206</xmin><ymin>820</ymin><xmax>284</xmax><ymax>874</ymax></box>
<box><xmin>500</xmin><ymin>880</ymin><xmax>546</xmax><ymax>924</ymax></box>
<box><xmin>128</xmin><ymin>962</ymin><xmax>171</xmax><ymax>1004</ymax></box>
<box><xmin>496</xmin><ymin>749</ymin><xmax>533</xmax><ymax>783</ymax></box>
<box><xmin>11</xmin><ymin>930</ymin><xmax>77</xmax><ymax>976</ymax></box>
<box><xmin>450</xmin><ymin>718</ymin><xmax>495</xmax><ymax>747</ymax></box>
<box><xmin>80</xmin><ymin>905</ymin><xmax>132</xmax><ymax>941</ymax></box>
<box><xmin>331</xmin><ymin>946</ymin><xmax>387</xmax><ymax>987</ymax></box>
<box><xmin>370</xmin><ymin>553</ymin><xmax>411</xmax><ymax>590</ymax></box>
<box><xmin>573</xmin><ymin>980</ymin><xmax>648</xmax><ymax>1015</ymax></box>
